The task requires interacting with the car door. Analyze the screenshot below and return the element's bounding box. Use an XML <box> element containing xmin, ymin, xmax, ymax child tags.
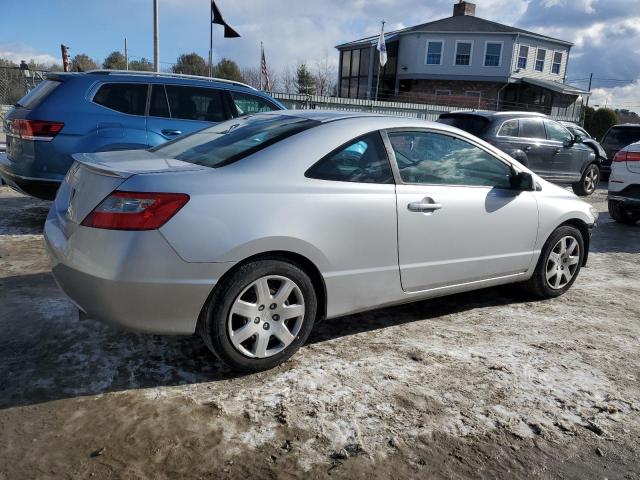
<box><xmin>543</xmin><ymin>119</ymin><xmax>584</xmax><ymax>182</ymax></box>
<box><xmin>515</xmin><ymin>118</ymin><xmax>550</xmax><ymax>175</ymax></box>
<box><xmin>387</xmin><ymin>129</ymin><xmax>539</xmax><ymax>293</ymax></box>
<box><xmin>146</xmin><ymin>84</ymin><xmax>232</xmax><ymax>147</ymax></box>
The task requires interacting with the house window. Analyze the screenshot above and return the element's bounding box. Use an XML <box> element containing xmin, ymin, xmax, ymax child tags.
<box><xmin>455</xmin><ymin>41</ymin><xmax>473</xmax><ymax>66</ymax></box>
<box><xmin>517</xmin><ymin>45</ymin><xmax>529</xmax><ymax>69</ymax></box>
<box><xmin>484</xmin><ymin>42</ymin><xmax>502</xmax><ymax>67</ymax></box>
<box><xmin>552</xmin><ymin>52</ymin><xmax>562</xmax><ymax>75</ymax></box>
<box><xmin>535</xmin><ymin>49</ymin><xmax>546</xmax><ymax>72</ymax></box>
<box><xmin>465</xmin><ymin>91</ymin><xmax>481</xmax><ymax>97</ymax></box>
<box><xmin>340</xmin><ymin>47</ymin><xmax>371</xmax><ymax>99</ymax></box>
<box><xmin>435</xmin><ymin>89</ymin><xmax>451</xmax><ymax>96</ymax></box>
<box><xmin>426</xmin><ymin>41</ymin><xmax>443</xmax><ymax>65</ymax></box>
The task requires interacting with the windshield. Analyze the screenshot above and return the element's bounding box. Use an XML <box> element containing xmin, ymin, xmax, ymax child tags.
<box><xmin>438</xmin><ymin>115</ymin><xmax>490</xmax><ymax>136</ymax></box>
<box><xmin>602</xmin><ymin>126</ymin><xmax>640</xmax><ymax>146</ymax></box>
<box><xmin>15</xmin><ymin>80</ymin><xmax>60</xmax><ymax>108</ymax></box>
<box><xmin>151</xmin><ymin>114</ymin><xmax>320</xmax><ymax>167</ymax></box>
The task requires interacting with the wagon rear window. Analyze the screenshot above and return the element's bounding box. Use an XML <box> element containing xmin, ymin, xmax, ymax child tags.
<box><xmin>151</xmin><ymin>114</ymin><xmax>319</xmax><ymax>167</ymax></box>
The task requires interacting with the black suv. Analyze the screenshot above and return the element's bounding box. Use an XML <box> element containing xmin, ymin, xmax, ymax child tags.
<box><xmin>438</xmin><ymin>111</ymin><xmax>599</xmax><ymax>196</ymax></box>
<box><xmin>600</xmin><ymin>124</ymin><xmax>640</xmax><ymax>178</ymax></box>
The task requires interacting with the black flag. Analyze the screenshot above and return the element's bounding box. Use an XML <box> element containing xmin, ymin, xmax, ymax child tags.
<box><xmin>212</xmin><ymin>1</ymin><xmax>240</xmax><ymax>38</ymax></box>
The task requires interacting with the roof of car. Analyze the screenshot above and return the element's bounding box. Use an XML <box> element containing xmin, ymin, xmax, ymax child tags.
<box><xmin>47</xmin><ymin>69</ymin><xmax>261</xmax><ymax>93</ymax></box>
<box><xmin>440</xmin><ymin>110</ymin><xmax>548</xmax><ymax>120</ymax></box>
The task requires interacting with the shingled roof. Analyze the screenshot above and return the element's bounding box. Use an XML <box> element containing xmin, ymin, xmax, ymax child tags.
<box><xmin>336</xmin><ymin>14</ymin><xmax>572</xmax><ymax>49</ymax></box>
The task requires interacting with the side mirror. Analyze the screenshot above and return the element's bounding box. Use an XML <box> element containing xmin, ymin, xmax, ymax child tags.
<box><xmin>510</xmin><ymin>168</ymin><xmax>535</xmax><ymax>191</ymax></box>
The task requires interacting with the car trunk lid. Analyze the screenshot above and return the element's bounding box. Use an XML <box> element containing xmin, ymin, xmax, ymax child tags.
<box><xmin>52</xmin><ymin>150</ymin><xmax>207</xmax><ymax>236</ymax></box>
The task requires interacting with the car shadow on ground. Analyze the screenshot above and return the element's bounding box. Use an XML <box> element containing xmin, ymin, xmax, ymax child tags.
<box><xmin>0</xmin><ymin>270</ymin><xmax>534</xmax><ymax>410</ymax></box>
<box><xmin>590</xmin><ymin>216</ymin><xmax>640</xmax><ymax>254</ymax></box>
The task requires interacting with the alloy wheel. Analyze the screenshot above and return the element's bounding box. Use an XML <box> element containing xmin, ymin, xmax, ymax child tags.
<box><xmin>583</xmin><ymin>165</ymin><xmax>599</xmax><ymax>195</ymax></box>
<box><xmin>227</xmin><ymin>275</ymin><xmax>305</xmax><ymax>358</ymax></box>
<box><xmin>545</xmin><ymin>236</ymin><xmax>580</xmax><ymax>289</ymax></box>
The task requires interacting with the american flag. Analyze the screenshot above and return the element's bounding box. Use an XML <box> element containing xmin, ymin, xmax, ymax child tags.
<box><xmin>261</xmin><ymin>43</ymin><xmax>272</xmax><ymax>91</ymax></box>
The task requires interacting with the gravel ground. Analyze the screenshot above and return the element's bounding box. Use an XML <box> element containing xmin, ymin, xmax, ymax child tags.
<box><xmin>0</xmin><ymin>184</ymin><xmax>638</xmax><ymax>480</ymax></box>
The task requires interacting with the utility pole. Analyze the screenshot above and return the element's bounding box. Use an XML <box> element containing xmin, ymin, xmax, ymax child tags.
<box><xmin>153</xmin><ymin>0</ymin><xmax>159</xmax><ymax>72</ymax></box>
<box><xmin>124</xmin><ymin>37</ymin><xmax>129</xmax><ymax>70</ymax></box>
<box><xmin>208</xmin><ymin>0</ymin><xmax>213</xmax><ymax>77</ymax></box>
<box><xmin>585</xmin><ymin>72</ymin><xmax>593</xmax><ymax>107</ymax></box>
<box><xmin>60</xmin><ymin>44</ymin><xmax>70</xmax><ymax>72</ymax></box>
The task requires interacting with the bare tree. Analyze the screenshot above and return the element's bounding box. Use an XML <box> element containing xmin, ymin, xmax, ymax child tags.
<box><xmin>278</xmin><ymin>66</ymin><xmax>296</xmax><ymax>94</ymax></box>
<box><xmin>241</xmin><ymin>67</ymin><xmax>261</xmax><ymax>89</ymax></box>
<box><xmin>313</xmin><ymin>54</ymin><xmax>337</xmax><ymax>97</ymax></box>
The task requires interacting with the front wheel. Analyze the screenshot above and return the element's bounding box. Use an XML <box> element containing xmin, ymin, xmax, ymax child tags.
<box><xmin>608</xmin><ymin>200</ymin><xmax>640</xmax><ymax>224</ymax></box>
<box><xmin>523</xmin><ymin>225</ymin><xmax>584</xmax><ymax>298</ymax></box>
<box><xmin>198</xmin><ymin>259</ymin><xmax>317</xmax><ymax>372</ymax></box>
<box><xmin>572</xmin><ymin>163</ymin><xmax>600</xmax><ymax>196</ymax></box>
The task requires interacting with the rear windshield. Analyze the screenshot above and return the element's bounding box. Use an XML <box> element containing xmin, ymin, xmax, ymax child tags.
<box><xmin>15</xmin><ymin>80</ymin><xmax>60</xmax><ymax>109</ymax></box>
<box><xmin>437</xmin><ymin>114</ymin><xmax>490</xmax><ymax>136</ymax></box>
<box><xmin>151</xmin><ymin>114</ymin><xmax>320</xmax><ymax>167</ymax></box>
<box><xmin>602</xmin><ymin>126</ymin><xmax>640</xmax><ymax>146</ymax></box>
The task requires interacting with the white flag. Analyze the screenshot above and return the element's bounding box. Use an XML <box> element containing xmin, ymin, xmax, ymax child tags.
<box><xmin>376</xmin><ymin>23</ymin><xmax>387</xmax><ymax>67</ymax></box>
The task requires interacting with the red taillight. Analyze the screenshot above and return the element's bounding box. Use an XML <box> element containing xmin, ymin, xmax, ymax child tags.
<box><xmin>613</xmin><ymin>151</ymin><xmax>640</xmax><ymax>162</ymax></box>
<box><xmin>81</xmin><ymin>191</ymin><xmax>190</xmax><ymax>230</ymax></box>
<box><xmin>626</xmin><ymin>152</ymin><xmax>640</xmax><ymax>162</ymax></box>
<box><xmin>11</xmin><ymin>119</ymin><xmax>64</xmax><ymax>140</ymax></box>
<box><xmin>613</xmin><ymin>151</ymin><xmax>627</xmax><ymax>163</ymax></box>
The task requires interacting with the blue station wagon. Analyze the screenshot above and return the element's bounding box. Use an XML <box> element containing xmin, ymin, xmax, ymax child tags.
<box><xmin>0</xmin><ymin>70</ymin><xmax>284</xmax><ymax>199</ymax></box>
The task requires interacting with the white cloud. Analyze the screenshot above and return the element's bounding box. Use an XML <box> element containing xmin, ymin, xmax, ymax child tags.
<box><xmin>0</xmin><ymin>43</ymin><xmax>58</xmax><ymax>66</ymax></box>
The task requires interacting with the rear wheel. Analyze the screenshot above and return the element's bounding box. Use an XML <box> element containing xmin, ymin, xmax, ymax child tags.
<box><xmin>198</xmin><ymin>259</ymin><xmax>317</xmax><ymax>371</ymax></box>
<box><xmin>523</xmin><ymin>225</ymin><xmax>584</xmax><ymax>298</ymax></box>
<box><xmin>608</xmin><ymin>200</ymin><xmax>640</xmax><ymax>224</ymax></box>
<box><xmin>572</xmin><ymin>163</ymin><xmax>600</xmax><ymax>196</ymax></box>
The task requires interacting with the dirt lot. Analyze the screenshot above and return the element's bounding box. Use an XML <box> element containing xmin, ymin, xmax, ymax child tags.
<box><xmin>0</xmin><ymin>184</ymin><xmax>638</xmax><ymax>479</ymax></box>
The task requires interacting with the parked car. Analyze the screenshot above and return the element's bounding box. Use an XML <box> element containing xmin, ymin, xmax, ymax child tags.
<box><xmin>0</xmin><ymin>70</ymin><xmax>284</xmax><ymax>200</ymax></box>
<box><xmin>438</xmin><ymin>111</ymin><xmax>599</xmax><ymax>196</ymax></box>
<box><xmin>45</xmin><ymin>111</ymin><xmax>597</xmax><ymax>371</ymax></box>
<box><xmin>600</xmin><ymin>124</ymin><xmax>640</xmax><ymax>179</ymax></box>
<box><xmin>608</xmin><ymin>140</ymin><xmax>640</xmax><ymax>224</ymax></box>
<box><xmin>560</xmin><ymin>121</ymin><xmax>608</xmax><ymax>169</ymax></box>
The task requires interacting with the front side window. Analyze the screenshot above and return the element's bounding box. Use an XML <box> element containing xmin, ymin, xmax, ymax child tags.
<box><xmin>426</xmin><ymin>41</ymin><xmax>443</xmax><ymax>65</ymax></box>
<box><xmin>535</xmin><ymin>49</ymin><xmax>546</xmax><ymax>72</ymax></box>
<box><xmin>93</xmin><ymin>83</ymin><xmax>147</xmax><ymax>115</ymax></box>
<box><xmin>518</xmin><ymin>118</ymin><xmax>546</xmax><ymax>139</ymax></box>
<box><xmin>455</xmin><ymin>41</ymin><xmax>473</xmax><ymax>66</ymax></box>
<box><xmin>545</xmin><ymin>120</ymin><xmax>573</xmax><ymax>143</ymax></box>
<box><xmin>388</xmin><ymin>131</ymin><xmax>512</xmax><ymax>188</ymax></box>
<box><xmin>231</xmin><ymin>91</ymin><xmax>279</xmax><ymax>116</ymax></box>
<box><xmin>517</xmin><ymin>45</ymin><xmax>529</xmax><ymax>69</ymax></box>
<box><xmin>165</xmin><ymin>85</ymin><xmax>227</xmax><ymax>122</ymax></box>
<box><xmin>151</xmin><ymin>114</ymin><xmax>319</xmax><ymax>168</ymax></box>
<box><xmin>552</xmin><ymin>52</ymin><xmax>562</xmax><ymax>74</ymax></box>
<box><xmin>484</xmin><ymin>42</ymin><xmax>502</xmax><ymax>66</ymax></box>
<box><xmin>498</xmin><ymin>119</ymin><xmax>519</xmax><ymax>137</ymax></box>
<box><xmin>306</xmin><ymin>132</ymin><xmax>393</xmax><ymax>184</ymax></box>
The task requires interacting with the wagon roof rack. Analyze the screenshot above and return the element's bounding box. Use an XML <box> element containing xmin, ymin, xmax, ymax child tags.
<box><xmin>85</xmin><ymin>69</ymin><xmax>256</xmax><ymax>90</ymax></box>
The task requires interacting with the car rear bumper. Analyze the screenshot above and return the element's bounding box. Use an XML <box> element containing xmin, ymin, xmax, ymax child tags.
<box><xmin>44</xmin><ymin>208</ymin><xmax>235</xmax><ymax>335</ymax></box>
<box><xmin>0</xmin><ymin>153</ymin><xmax>61</xmax><ymax>199</ymax></box>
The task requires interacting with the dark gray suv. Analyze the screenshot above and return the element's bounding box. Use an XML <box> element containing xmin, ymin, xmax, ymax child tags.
<box><xmin>438</xmin><ymin>111</ymin><xmax>599</xmax><ymax>196</ymax></box>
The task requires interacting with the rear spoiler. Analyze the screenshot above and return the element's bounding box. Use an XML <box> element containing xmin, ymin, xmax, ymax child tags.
<box><xmin>71</xmin><ymin>153</ymin><xmax>129</xmax><ymax>179</ymax></box>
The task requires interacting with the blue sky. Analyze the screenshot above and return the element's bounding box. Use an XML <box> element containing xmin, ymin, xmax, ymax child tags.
<box><xmin>2</xmin><ymin>0</ymin><xmax>639</xmax><ymax>109</ymax></box>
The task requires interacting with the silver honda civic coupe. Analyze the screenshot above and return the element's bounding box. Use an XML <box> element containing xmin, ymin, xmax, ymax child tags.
<box><xmin>45</xmin><ymin>111</ymin><xmax>598</xmax><ymax>371</ymax></box>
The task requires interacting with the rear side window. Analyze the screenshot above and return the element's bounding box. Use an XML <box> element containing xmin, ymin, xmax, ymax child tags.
<box><xmin>497</xmin><ymin>119</ymin><xmax>519</xmax><ymax>137</ymax></box>
<box><xmin>15</xmin><ymin>80</ymin><xmax>60</xmax><ymax>109</ymax></box>
<box><xmin>306</xmin><ymin>132</ymin><xmax>393</xmax><ymax>184</ymax></box>
<box><xmin>151</xmin><ymin>114</ymin><xmax>319</xmax><ymax>167</ymax></box>
<box><xmin>231</xmin><ymin>91</ymin><xmax>280</xmax><ymax>116</ymax></box>
<box><xmin>93</xmin><ymin>83</ymin><xmax>147</xmax><ymax>115</ymax></box>
<box><xmin>602</xmin><ymin>127</ymin><xmax>640</xmax><ymax>146</ymax></box>
<box><xmin>544</xmin><ymin>120</ymin><xmax>572</xmax><ymax>142</ymax></box>
<box><xmin>437</xmin><ymin>115</ymin><xmax>489</xmax><ymax>137</ymax></box>
<box><xmin>518</xmin><ymin>118</ymin><xmax>545</xmax><ymax>139</ymax></box>
<box><xmin>165</xmin><ymin>85</ymin><xmax>227</xmax><ymax>122</ymax></box>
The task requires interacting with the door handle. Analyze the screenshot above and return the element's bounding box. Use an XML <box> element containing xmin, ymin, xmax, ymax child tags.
<box><xmin>524</xmin><ymin>146</ymin><xmax>532</xmax><ymax>152</ymax></box>
<box><xmin>408</xmin><ymin>198</ymin><xmax>443</xmax><ymax>213</ymax></box>
<box><xmin>555</xmin><ymin>148</ymin><xmax>562</xmax><ymax>154</ymax></box>
<box><xmin>161</xmin><ymin>129</ymin><xmax>182</xmax><ymax>136</ymax></box>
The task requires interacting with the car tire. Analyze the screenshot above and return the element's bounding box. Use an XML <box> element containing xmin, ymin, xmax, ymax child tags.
<box><xmin>572</xmin><ymin>163</ymin><xmax>600</xmax><ymax>196</ymax></box>
<box><xmin>522</xmin><ymin>225</ymin><xmax>584</xmax><ymax>298</ymax></box>
<box><xmin>608</xmin><ymin>200</ymin><xmax>640</xmax><ymax>224</ymax></box>
<box><xmin>198</xmin><ymin>259</ymin><xmax>318</xmax><ymax>372</ymax></box>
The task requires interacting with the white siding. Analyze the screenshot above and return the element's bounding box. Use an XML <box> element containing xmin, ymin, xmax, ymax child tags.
<box><xmin>511</xmin><ymin>37</ymin><xmax>569</xmax><ymax>81</ymax></box>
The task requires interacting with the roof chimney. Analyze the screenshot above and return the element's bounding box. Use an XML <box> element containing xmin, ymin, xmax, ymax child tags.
<box><xmin>453</xmin><ymin>1</ymin><xmax>476</xmax><ymax>16</ymax></box>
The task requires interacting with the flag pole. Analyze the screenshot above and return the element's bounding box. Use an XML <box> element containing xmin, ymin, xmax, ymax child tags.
<box><xmin>260</xmin><ymin>41</ymin><xmax>263</xmax><ymax>90</ymax></box>
<box><xmin>375</xmin><ymin>20</ymin><xmax>385</xmax><ymax>101</ymax></box>
<box><xmin>209</xmin><ymin>0</ymin><xmax>213</xmax><ymax>77</ymax></box>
